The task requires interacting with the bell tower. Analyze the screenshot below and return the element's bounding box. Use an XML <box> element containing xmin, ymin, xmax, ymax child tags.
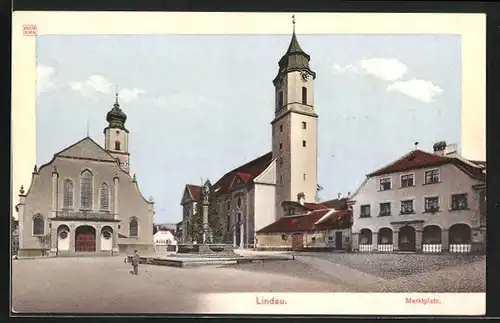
<box><xmin>271</xmin><ymin>15</ymin><xmax>318</xmax><ymax>219</ymax></box>
<box><xmin>104</xmin><ymin>89</ymin><xmax>130</xmax><ymax>172</ymax></box>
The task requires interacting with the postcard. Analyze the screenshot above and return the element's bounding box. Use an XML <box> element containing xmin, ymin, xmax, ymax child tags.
<box><xmin>11</xmin><ymin>11</ymin><xmax>486</xmax><ymax>316</ymax></box>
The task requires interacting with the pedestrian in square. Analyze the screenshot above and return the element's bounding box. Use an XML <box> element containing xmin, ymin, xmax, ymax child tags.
<box><xmin>132</xmin><ymin>250</ymin><xmax>140</xmax><ymax>275</ymax></box>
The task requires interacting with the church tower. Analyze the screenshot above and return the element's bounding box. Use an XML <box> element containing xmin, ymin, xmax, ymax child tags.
<box><xmin>104</xmin><ymin>90</ymin><xmax>130</xmax><ymax>172</ymax></box>
<box><xmin>272</xmin><ymin>16</ymin><xmax>318</xmax><ymax>219</ymax></box>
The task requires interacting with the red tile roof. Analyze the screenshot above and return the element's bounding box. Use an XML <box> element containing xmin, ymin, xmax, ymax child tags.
<box><xmin>319</xmin><ymin>198</ymin><xmax>349</xmax><ymax>210</ymax></box>
<box><xmin>186</xmin><ymin>184</ymin><xmax>202</xmax><ymax>201</ymax></box>
<box><xmin>212</xmin><ymin>152</ymin><xmax>273</xmax><ymax>195</ymax></box>
<box><xmin>256</xmin><ymin>209</ymin><xmax>351</xmax><ymax>234</ymax></box>
<box><xmin>303</xmin><ymin>202</ymin><xmax>330</xmax><ymax>211</ymax></box>
<box><xmin>315</xmin><ymin>210</ymin><xmax>352</xmax><ymax>230</ymax></box>
<box><xmin>367</xmin><ymin>149</ymin><xmax>485</xmax><ymax>180</ymax></box>
<box><xmin>235</xmin><ymin>172</ymin><xmax>253</xmax><ymax>183</ymax></box>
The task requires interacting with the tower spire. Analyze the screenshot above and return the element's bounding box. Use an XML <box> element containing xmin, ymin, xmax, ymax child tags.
<box><xmin>115</xmin><ymin>85</ymin><xmax>119</xmax><ymax>106</ymax></box>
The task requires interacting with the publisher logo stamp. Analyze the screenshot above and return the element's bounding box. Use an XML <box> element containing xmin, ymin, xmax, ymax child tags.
<box><xmin>23</xmin><ymin>24</ymin><xmax>37</xmax><ymax>36</ymax></box>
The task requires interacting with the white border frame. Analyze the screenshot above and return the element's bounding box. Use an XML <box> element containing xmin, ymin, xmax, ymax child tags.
<box><xmin>11</xmin><ymin>11</ymin><xmax>486</xmax><ymax>316</ymax></box>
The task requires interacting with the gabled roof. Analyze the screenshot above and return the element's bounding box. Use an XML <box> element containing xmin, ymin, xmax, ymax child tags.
<box><xmin>367</xmin><ymin>149</ymin><xmax>485</xmax><ymax>181</ymax></box>
<box><xmin>56</xmin><ymin>136</ymin><xmax>116</xmax><ymax>162</ymax></box>
<box><xmin>256</xmin><ymin>209</ymin><xmax>351</xmax><ymax>234</ymax></box>
<box><xmin>186</xmin><ymin>184</ymin><xmax>202</xmax><ymax>201</ymax></box>
<box><xmin>212</xmin><ymin>152</ymin><xmax>273</xmax><ymax>195</ymax></box>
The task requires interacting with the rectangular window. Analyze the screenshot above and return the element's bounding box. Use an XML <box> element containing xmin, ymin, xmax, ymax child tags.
<box><xmin>425</xmin><ymin>169</ymin><xmax>440</xmax><ymax>184</ymax></box>
<box><xmin>302</xmin><ymin>87</ymin><xmax>307</xmax><ymax>105</ymax></box>
<box><xmin>401</xmin><ymin>174</ymin><xmax>414</xmax><ymax>187</ymax></box>
<box><xmin>400</xmin><ymin>200</ymin><xmax>414</xmax><ymax>214</ymax></box>
<box><xmin>302</xmin><ymin>140</ymin><xmax>307</xmax><ymax>147</ymax></box>
<box><xmin>303</xmin><ymin>173</ymin><xmax>306</xmax><ymax>180</ymax></box>
<box><xmin>279</xmin><ymin>157</ymin><xmax>283</xmax><ymax>165</ymax></box>
<box><xmin>424</xmin><ymin>197</ymin><xmax>440</xmax><ymax>212</ymax></box>
<box><xmin>287</xmin><ymin>207</ymin><xmax>294</xmax><ymax>216</ymax></box>
<box><xmin>278</xmin><ymin>91</ymin><xmax>284</xmax><ymax>108</ymax></box>
<box><xmin>379</xmin><ymin>178</ymin><xmax>392</xmax><ymax>191</ymax></box>
<box><xmin>226</xmin><ymin>215</ymin><xmax>230</xmax><ymax>232</ymax></box>
<box><xmin>302</xmin><ymin>121</ymin><xmax>307</xmax><ymax>129</ymax></box>
<box><xmin>379</xmin><ymin>202</ymin><xmax>391</xmax><ymax>216</ymax></box>
<box><xmin>237</xmin><ymin>213</ymin><xmax>241</xmax><ymax>223</ymax></box>
<box><xmin>279</xmin><ymin>175</ymin><xmax>283</xmax><ymax>184</ymax></box>
<box><xmin>360</xmin><ymin>205</ymin><xmax>371</xmax><ymax>218</ymax></box>
<box><xmin>451</xmin><ymin>194</ymin><xmax>468</xmax><ymax>210</ymax></box>
<box><xmin>280</xmin><ymin>124</ymin><xmax>283</xmax><ymax>132</ymax></box>
<box><xmin>279</xmin><ymin>142</ymin><xmax>283</xmax><ymax>150</ymax></box>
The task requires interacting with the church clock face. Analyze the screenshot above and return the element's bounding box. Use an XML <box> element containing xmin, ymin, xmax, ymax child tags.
<box><xmin>300</xmin><ymin>71</ymin><xmax>309</xmax><ymax>82</ymax></box>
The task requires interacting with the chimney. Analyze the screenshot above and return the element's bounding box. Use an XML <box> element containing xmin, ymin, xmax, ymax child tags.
<box><xmin>444</xmin><ymin>143</ymin><xmax>458</xmax><ymax>157</ymax></box>
<box><xmin>433</xmin><ymin>141</ymin><xmax>458</xmax><ymax>157</ymax></box>
<box><xmin>337</xmin><ymin>193</ymin><xmax>341</xmax><ymax>199</ymax></box>
<box><xmin>297</xmin><ymin>192</ymin><xmax>305</xmax><ymax>206</ymax></box>
<box><xmin>432</xmin><ymin>141</ymin><xmax>447</xmax><ymax>156</ymax></box>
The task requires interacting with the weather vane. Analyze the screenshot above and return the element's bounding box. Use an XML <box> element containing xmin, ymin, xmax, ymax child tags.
<box><xmin>115</xmin><ymin>85</ymin><xmax>119</xmax><ymax>105</ymax></box>
<box><xmin>292</xmin><ymin>15</ymin><xmax>296</xmax><ymax>32</ymax></box>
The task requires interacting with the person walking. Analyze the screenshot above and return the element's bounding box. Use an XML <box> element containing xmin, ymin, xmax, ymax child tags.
<box><xmin>131</xmin><ymin>250</ymin><xmax>140</xmax><ymax>275</ymax></box>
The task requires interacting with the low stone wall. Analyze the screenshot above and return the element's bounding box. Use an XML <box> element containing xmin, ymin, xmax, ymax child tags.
<box><xmin>18</xmin><ymin>249</ymin><xmax>47</xmax><ymax>257</ymax></box>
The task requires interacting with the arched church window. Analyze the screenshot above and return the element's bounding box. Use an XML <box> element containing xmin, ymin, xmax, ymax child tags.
<box><xmin>100</xmin><ymin>183</ymin><xmax>110</xmax><ymax>211</ymax></box>
<box><xmin>278</xmin><ymin>91</ymin><xmax>284</xmax><ymax>107</ymax></box>
<box><xmin>80</xmin><ymin>170</ymin><xmax>93</xmax><ymax>209</ymax></box>
<box><xmin>115</xmin><ymin>141</ymin><xmax>121</xmax><ymax>150</ymax></box>
<box><xmin>302</xmin><ymin>87</ymin><xmax>307</xmax><ymax>105</ymax></box>
<box><xmin>63</xmin><ymin>179</ymin><xmax>74</xmax><ymax>209</ymax></box>
<box><xmin>33</xmin><ymin>215</ymin><xmax>44</xmax><ymax>235</ymax></box>
<box><xmin>129</xmin><ymin>218</ymin><xmax>138</xmax><ymax>237</ymax></box>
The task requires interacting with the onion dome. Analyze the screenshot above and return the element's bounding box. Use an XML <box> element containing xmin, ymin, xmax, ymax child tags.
<box><xmin>106</xmin><ymin>91</ymin><xmax>127</xmax><ymax>130</ymax></box>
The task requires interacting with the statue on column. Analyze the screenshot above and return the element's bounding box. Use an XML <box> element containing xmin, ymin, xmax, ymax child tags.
<box><xmin>202</xmin><ymin>179</ymin><xmax>211</xmax><ymax>243</ymax></box>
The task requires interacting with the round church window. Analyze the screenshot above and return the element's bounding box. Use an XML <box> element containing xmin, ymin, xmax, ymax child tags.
<box><xmin>59</xmin><ymin>231</ymin><xmax>68</xmax><ymax>239</ymax></box>
<box><xmin>103</xmin><ymin>231</ymin><xmax>111</xmax><ymax>239</ymax></box>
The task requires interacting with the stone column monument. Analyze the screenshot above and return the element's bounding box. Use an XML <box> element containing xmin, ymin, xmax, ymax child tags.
<box><xmin>202</xmin><ymin>179</ymin><xmax>211</xmax><ymax>243</ymax></box>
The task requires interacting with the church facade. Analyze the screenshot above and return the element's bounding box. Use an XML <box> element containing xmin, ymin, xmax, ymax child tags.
<box><xmin>180</xmin><ymin>23</ymin><xmax>323</xmax><ymax>247</ymax></box>
<box><xmin>16</xmin><ymin>95</ymin><xmax>155</xmax><ymax>257</ymax></box>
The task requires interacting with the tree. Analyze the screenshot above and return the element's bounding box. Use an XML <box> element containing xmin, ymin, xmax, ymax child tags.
<box><xmin>188</xmin><ymin>182</ymin><xmax>226</xmax><ymax>243</ymax></box>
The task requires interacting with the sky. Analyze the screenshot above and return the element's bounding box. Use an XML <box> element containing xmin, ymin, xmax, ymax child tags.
<box><xmin>36</xmin><ymin>34</ymin><xmax>462</xmax><ymax>223</ymax></box>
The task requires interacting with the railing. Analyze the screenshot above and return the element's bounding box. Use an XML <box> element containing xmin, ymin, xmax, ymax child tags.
<box><xmin>450</xmin><ymin>244</ymin><xmax>471</xmax><ymax>253</ymax></box>
<box><xmin>57</xmin><ymin>210</ymin><xmax>114</xmax><ymax>221</ymax></box>
<box><xmin>359</xmin><ymin>244</ymin><xmax>372</xmax><ymax>252</ymax></box>
<box><xmin>377</xmin><ymin>244</ymin><xmax>393</xmax><ymax>252</ymax></box>
<box><xmin>423</xmin><ymin>244</ymin><xmax>442</xmax><ymax>253</ymax></box>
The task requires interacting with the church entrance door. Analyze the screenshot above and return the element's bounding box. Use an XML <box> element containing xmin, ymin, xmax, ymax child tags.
<box><xmin>75</xmin><ymin>225</ymin><xmax>96</xmax><ymax>252</ymax></box>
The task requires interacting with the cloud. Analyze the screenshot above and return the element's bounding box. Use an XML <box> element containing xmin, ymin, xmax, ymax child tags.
<box><xmin>387</xmin><ymin>78</ymin><xmax>444</xmax><ymax>103</ymax></box>
<box><xmin>359</xmin><ymin>58</ymin><xmax>408</xmax><ymax>82</ymax></box>
<box><xmin>37</xmin><ymin>64</ymin><xmax>57</xmax><ymax>94</ymax></box>
<box><xmin>332</xmin><ymin>63</ymin><xmax>359</xmax><ymax>74</ymax></box>
<box><xmin>85</xmin><ymin>75</ymin><xmax>112</xmax><ymax>93</ymax></box>
<box><xmin>119</xmin><ymin>88</ymin><xmax>146</xmax><ymax>103</ymax></box>
<box><xmin>333</xmin><ymin>57</ymin><xmax>443</xmax><ymax>103</ymax></box>
<box><xmin>68</xmin><ymin>75</ymin><xmax>145</xmax><ymax>103</ymax></box>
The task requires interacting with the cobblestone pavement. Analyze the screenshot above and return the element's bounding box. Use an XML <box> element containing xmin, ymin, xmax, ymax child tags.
<box><xmin>12</xmin><ymin>253</ymin><xmax>485</xmax><ymax>313</ymax></box>
<box><xmin>300</xmin><ymin>252</ymin><xmax>485</xmax><ymax>278</ymax></box>
<box><xmin>12</xmin><ymin>257</ymin><xmax>350</xmax><ymax>314</ymax></box>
